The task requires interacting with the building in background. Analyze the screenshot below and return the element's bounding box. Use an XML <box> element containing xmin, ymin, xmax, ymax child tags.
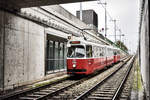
<box><xmin>76</xmin><ymin>10</ymin><xmax>98</xmax><ymax>32</ymax></box>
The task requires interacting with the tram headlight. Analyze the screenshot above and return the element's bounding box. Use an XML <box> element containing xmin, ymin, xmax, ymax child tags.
<box><xmin>73</xmin><ymin>64</ymin><xmax>76</xmax><ymax>68</ymax></box>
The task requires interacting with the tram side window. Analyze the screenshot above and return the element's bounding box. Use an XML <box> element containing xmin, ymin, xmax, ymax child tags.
<box><xmin>111</xmin><ymin>49</ymin><xmax>114</xmax><ymax>56</ymax></box>
<box><xmin>99</xmin><ymin>47</ymin><xmax>102</xmax><ymax>57</ymax></box>
<box><xmin>118</xmin><ymin>50</ymin><xmax>120</xmax><ymax>55</ymax></box>
<box><xmin>93</xmin><ymin>46</ymin><xmax>96</xmax><ymax>57</ymax></box>
<box><xmin>86</xmin><ymin>45</ymin><xmax>93</xmax><ymax>58</ymax></box>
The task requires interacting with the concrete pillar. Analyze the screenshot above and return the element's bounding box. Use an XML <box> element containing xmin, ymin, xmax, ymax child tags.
<box><xmin>0</xmin><ymin>11</ymin><xmax>4</xmax><ymax>91</ymax></box>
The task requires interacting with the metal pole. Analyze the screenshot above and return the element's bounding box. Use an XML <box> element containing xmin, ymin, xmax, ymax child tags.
<box><xmin>105</xmin><ymin>2</ymin><xmax>107</xmax><ymax>38</ymax></box>
<box><xmin>80</xmin><ymin>2</ymin><xmax>82</xmax><ymax>21</ymax></box>
<box><xmin>119</xmin><ymin>30</ymin><xmax>121</xmax><ymax>48</ymax></box>
<box><xmin>97</xmin><ymin>1</ymin><xmax>107</xmax><ymax>39</ymax></box>
<box><xmin>114</xmin><ymin>20</ymin><xmax>116</xmax><ymax>43</ymax></box>
<box><xmin>120</xmin><ymin>35</ymin><xmax>121</xmax><ymax>48</ymax></box>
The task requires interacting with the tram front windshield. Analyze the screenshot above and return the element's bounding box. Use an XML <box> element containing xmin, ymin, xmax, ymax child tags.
<box><xmin>67</xmin><ymin>45</ymin><xmax>85</xmax><ymax>58</ymax></box>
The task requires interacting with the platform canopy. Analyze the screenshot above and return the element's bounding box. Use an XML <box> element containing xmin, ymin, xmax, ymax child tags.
<box><xmin>0</xmin><ymin>0</ymin><xmax>95</xmax><ymax>9</ymax></box>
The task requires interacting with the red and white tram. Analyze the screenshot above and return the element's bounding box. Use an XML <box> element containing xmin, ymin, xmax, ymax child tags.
<box><xmin>67</xmin><ymin>38</ymin><xmax>120</xmax><ymax>75</ymax></box>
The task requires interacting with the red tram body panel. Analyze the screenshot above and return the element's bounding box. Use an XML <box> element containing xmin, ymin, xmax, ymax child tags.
<box><xmin>67</xmin><ymin>58</ymin><xmax>107</xmax><ymax>75</ymax></box>
<box><xmin>106</xmin><ymin>56</ymin><xmax>114</xmax><ymax>66</ymax></box>
<box><xmin>114</xmin><ymin>55</ymin><xmax>121</xmax><ymax>63</ymax></box>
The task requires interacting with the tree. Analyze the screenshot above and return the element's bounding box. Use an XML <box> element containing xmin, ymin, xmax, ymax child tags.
<box><xmin>115</xmin><ymin>40</ymin><xmax>128</xmax><ymax>51</ymax></box>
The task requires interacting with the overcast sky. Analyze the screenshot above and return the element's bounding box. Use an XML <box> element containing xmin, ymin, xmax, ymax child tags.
<box><xmin>61</xmin><ymin>0</ymin><xmax>140</xmax><ymax>54</ymax></box>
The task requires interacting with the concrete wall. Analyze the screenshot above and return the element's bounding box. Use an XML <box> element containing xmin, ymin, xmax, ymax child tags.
<box><xmin>44</xmin><ymin>5</ymin><xmax>88</xmax><ymax>28</ymax></box>
<box><xmin>0</xmin><ymin>11</ymin><xmax>4</xmax><ymax>90</ymax></box>
<box><xmin>0</xmin><ymin>10</ymin><xmax>45</xmax><ymax>90</ymax></box>
<box><xmin>139</xmin><ymin>0</ymin><xmax>149</xmax><ymax>99</ymax></box>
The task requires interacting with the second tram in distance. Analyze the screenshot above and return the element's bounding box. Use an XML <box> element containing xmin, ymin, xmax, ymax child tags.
<box><xmin>67</xmin><ymin>38</ymin><xmax>121</xmax><ymax>75</ymax></box>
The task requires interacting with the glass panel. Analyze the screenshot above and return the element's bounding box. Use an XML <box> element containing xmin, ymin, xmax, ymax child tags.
<box><xmin>47</xmin><ymin>40</ymin><xmax>55</xmax><ymax>71</ymax></box>
<box><xmin>49</xmin><ymin>41</ymin><xmax>54</xmax><ymax>71</ymax></box>
<box><xmin>59</xmin><ymin>43</ymin><xmax>64</xmax><ymax>69</ymax></box>
<box><xmin>86</xmin><ymin>45</ymin><xmax>93</xmax><ymax>58</ymax></box>
<box><xmin>64</xmin><ymin>43</ymin><xmax>67</xmax><ymax>69</ymax></box>
<box><xmin>55</xmin><ymin>42</ymin><xmax>58</xmax><ymax>70</ymax></box>
<box><xmin>57</xmin><ymin>44</ymin><xmax>59</xmax><ymax>70</ymax></box>
<box><xmin>46</xmin><ymin>40</ymin><xmax>50</xmax><ymax>71</ymax></box>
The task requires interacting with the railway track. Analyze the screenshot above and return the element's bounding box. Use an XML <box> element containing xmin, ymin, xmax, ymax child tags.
<box><xmin>45</xmin><ymin>57</ymin><xmax>132</xmax><ymax>99</ymax></box>
<box><xmin>0</xmin><ymin>56</ymin><xmax>131</xmax><ymax>100</ymax></box>
<box><xmin>119</xmin><ymin>57</ymin><xmax>135</xmax><ymax>100</ymax></box>
<box><xmin>0</xmin><ymin>76</ymin><xmax>90</xmax><ymax>100</ymax></box>
<box><xmin>75</xmin><ymin>56</ymin><xmax>135</xmax><ymax>100</ymax></box>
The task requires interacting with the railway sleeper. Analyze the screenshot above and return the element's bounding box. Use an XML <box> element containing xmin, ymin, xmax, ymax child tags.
<box><xmin>19</xmin><ymin>96</ymin><xmax>37</xmax><ymax>100</ymax></box>
<box><xmin>33</xmin><ymin>91</ymin><xmax>50</xmax><ymax>95</ymax></box>
<box><xmin>52</xmin><ymin>95</ymin><xmax>72</xmax><ymax>99</ymax></box>
<box><xmin>103</xmin><ymin>88</ymin><xmax>117</xmax><ymax>90</ymax></box>
<box><xmin>26</xmin><ymin>94</ymin><xmax>43</xmax><ymax>97</ymax></box>
<box><xmin>88</xmin><ymin>96</ymin><xmax>112</xmax><ymax>100</ymax></box>
<box><xmin>120</xmin><ymin>95</ymin><xmax>129</xmax><ymax>99</ymax></box>
<box><xmin>91</xmin><ymin>93</ymin><xmax>113</xmax><ymax>97</ymax></box>
<box><xmin>94</xmin><ymin>91</ymin><xmax>114</xmax><ymax>95</ymax></box>
<box><xmin>39</xmin><ymin>90</ymin><xmax>54</xmax><ymax>92</ymax></box>
<box><xmin>102</xmin><ymin>90</ymin><xmax>116</xmax><ymax>92</ymax></box>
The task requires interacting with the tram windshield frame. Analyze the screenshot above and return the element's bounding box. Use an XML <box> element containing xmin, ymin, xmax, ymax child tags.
<box><xmin>67</xmin><ymin>45</ymin><xmax>85</xmax><ymax>58</ymax></box>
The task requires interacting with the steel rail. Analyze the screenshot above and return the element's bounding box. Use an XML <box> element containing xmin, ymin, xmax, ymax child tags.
<box><xmin>112</xmin><ymin>56</ymin><xmax>135</xmax><ymax>100</ymax></box>
<box><xmin>75</xmin><ymin>56</ymin><xmax>132</xmax><ymax>100</ymax></box>
<box><xmin>37</xmin><ymin>78</ymin><xmax>87</xmax><ymax>100</ymax></box>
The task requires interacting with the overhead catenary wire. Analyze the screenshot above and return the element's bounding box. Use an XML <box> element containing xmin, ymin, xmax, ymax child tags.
<box><xmin>97</xmin><ymin>0</ymin><xmax>121</xmax><ymax>31</ymax></box>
